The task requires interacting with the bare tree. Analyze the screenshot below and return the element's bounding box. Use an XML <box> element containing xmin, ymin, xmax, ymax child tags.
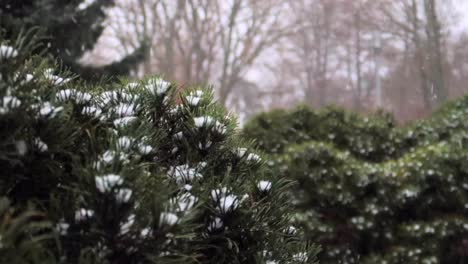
<box><xmin>82</xmin><ymin>0</ymin><xmax>465</xmax><ymax>122</ymax></box>
<box><xmin>276</xmin><ymin>0</ymin><xmax>379</xmax><ymax>110</ymax></box>
<box><xmin>375</xmin><ymin>0</ymin><xmax>451</xmax><ymax>110</ymax></box>
<box><xmin>95</xmin><ymin>0</ymin><xmax>290</xmax><ymax>110</ymax></box>
<box><xmin>274</xmin><ymin>0</ymin><xmax>339</xmax><ymax>108</ymax></box>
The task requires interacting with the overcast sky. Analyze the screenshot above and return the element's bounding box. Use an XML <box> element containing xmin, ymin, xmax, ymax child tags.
<box><xmin>453</xmin><ymin>0</ymin><xmax>468</xmax><ymax>33</ymax></box>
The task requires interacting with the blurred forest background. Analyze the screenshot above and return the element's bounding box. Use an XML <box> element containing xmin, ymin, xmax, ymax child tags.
<box><xmin>74</xmin><ymin>0</ymin><xmax>468</xmax><ymax>123</ymax></box>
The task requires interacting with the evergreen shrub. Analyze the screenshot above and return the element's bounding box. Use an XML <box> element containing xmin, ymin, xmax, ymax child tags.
<box><xmin>243</xmin><ymin>102</ymin><xmax>468</xmax><ymax>263</ymax></box>
<box><xmin>0</xmin><ymin>34</ymin><xmax>318</xmax><ymax>264</ymax></box>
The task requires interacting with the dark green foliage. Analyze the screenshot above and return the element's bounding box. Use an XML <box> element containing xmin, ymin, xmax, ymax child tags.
<box><xmin>243</xmin><ymin>105</ymin><xmax>398</xmax><ymax>162</ymax></box>
<box><xmin>243</xmin><ymin>102</ymin><xmax>468</xmax><ymax>263</ymax></box>
<box><xmin>243</xmin><ymin>100</ymin><xmax>468</xmax><ymax>161</ymax></box>
<box><xmin>0</xmin><ymin>35</ymin><xmax>318</xmax><ymax>263</ymax></box>
<box><xmin>0</xmin><ymin>0</ymin><xmax>146</xmax><ymax>80</ymax></box>
<box><xmin>0</xmin><ymin>197</ymin><xmax>56</xmax><ymax>263</ymax></box>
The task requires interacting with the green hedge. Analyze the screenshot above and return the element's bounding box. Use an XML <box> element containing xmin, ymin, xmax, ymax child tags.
<box><xmin>243</xmin><ymin>100</ymin><xmax>468</xmax><ymax>263</ymax></box>
<box><xmin>243</xmin><ymin>106</ymin><xmax>397</xmax><ymax>161</ymax></box>
<box><xmin>244</xmin><ymin>98</ymin><xmax>468</xmax><ymax>161</ymax></box>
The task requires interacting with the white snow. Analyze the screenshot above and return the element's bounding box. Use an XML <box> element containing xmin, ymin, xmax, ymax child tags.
<box><xmin>159</xmin><ymin>212</ymin><xmax>179</xmax><ymax>226</ymax></box>
<box><xmin>0</xmin><ymin>45</ymin><xmax>18</xmax><ymax>59</ymax></box>
<box><xmin>116</xmin><ymin>103</ymin><xmax>136</xmax><ymax>117</ymax></box>
<box><xmin>74</xmin><ymin>208</ymin><xmax>94</xmax><ymax>221</ymax></box>
<box><xmin>186</xmin><ymin>95</ymin><xmax>201</xmax><ymax>106</ymax></box>
<box><xmin>168</xmin><ymin>164</ymin><xmax>203</xmax><ymax>184</ymax></box>
<box><xmin>211</xmin><ymin>188</ymin><xmax>239</xmax><ymax>213</ymax></box>
<box><xmin>40</xmin><ymin>102</ymin><xmax>63</xmax><ymax>118</ymax></box>
<box><xmin>208</xmin><ymin>217</ymin><xmax>223</xmax><ymax>231</ymax></box>
<box><xmin>56</xmin><ymin>89</ymin><xmax>75</xmax><ymax>102</ymax></box>
<box><xmin>113</xmin><ymin>116</ymin><xmax>137</xmax><ymax>127</ymax></box>
<box><xmin>146</xmin><ymin>77</ymin><xmax>170</xmax><ymax>95</ymax></box>
<box><xmin>77</xmin><ymin>0</ymin><xmax>96</xmax><ymax>11</ymax></box>
<box><xmin>115</xmin><ymin>188</ymin><xmax>133</xmax><ymax>203</ymax></box>
<box><xmin>257</xmin><ymin>180</ymin><xmax>272</xmax><ymax>192</ymax></box>
<box><xmin>138</xmin><ymin>144</ymin><xmax>153</xmax><ymax>155</ymax></box>
<box><xmin>117</xmin><ymin>136</ymin><xmax>132</xmax><ymax>150</ymax></box>
<box><xmin>246</xmin><ymin>153</ymin><xmax>261</xmax><ymax>162</ymax></box>
<box><xmin>74</xmin><ymin>91</ymin><xmax>92</xmax><ymax>104</ymax></box>
<box><xmin>81</xmin><ymin>106</ymin><xmax>102</xmax><ymax>117</ymax></box>
<box><xmin>120</xmin><ymin>214</ymin><xmax>135</xmax><ymax>235</ymax></box>
<box><xmin>34</xmin><ymin>138</ymin><xmax>48</xmax><ymax>152</ymax></box>
<box><xmin>95</xmin><ymin>174</ymin><xmax>123</xmax><ymax>192</ymax></box>
<box><xmin>1</xmin><ymin>96</ymin><xmax>21</xmax><ymax>114</ymax></box>
<box><xmin>194</xmin><ymin>116</ymin><xmax>214</xmax><ymax>127</ymax></box>
<box><xmin>174</xmin><ymin>192</ymin><xmax>198</xmax><ymax>212</ymax></box>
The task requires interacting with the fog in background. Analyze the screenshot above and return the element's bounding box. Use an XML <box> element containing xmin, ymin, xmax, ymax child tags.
<box><xmin>81</xmin><ymin>0</ymin><xmax>468</xmax><ymax>123</ymax></box>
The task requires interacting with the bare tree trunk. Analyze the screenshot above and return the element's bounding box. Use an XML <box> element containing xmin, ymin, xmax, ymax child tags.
<box><xmin>318</xmin><ymin>1</ymin><xmax>331</xmax><ymax>107</ymax></box>
<box><xmin>354</xmin><ymin>10</ymin><xmax>363</xmax><ymax>111</ymax></box>
<box><xmin>424</xmin><ymin>0</ymin><xmax>446</xmax><ymax>107</ymax></box>
<box><xmin>399</xmin><ymin>33</ymin><xmax>410</xmax><ymax>118</ymax></box>
<box><xmin>163</xmin><ymin>0</ymin><xmax>185</xmax><ymax>79</ymax></box>
<box><xmin>303</xmin><ymin>28</ymin><xmax>314</xmax><ymax>105</ymax></box>
<box><xmin>137</xmin><ymin>0</ymin><xmax>151</xmax><ymax>74</ymax></box>
<box><xmin>410</xmin><ymin>0</ymin><xmax>432</xmax><ymax>111</ymax></box>
<box><xmin>219</xmin><ymin>0</ymin><xmax>242</xmax><ymax>104</ymax></box>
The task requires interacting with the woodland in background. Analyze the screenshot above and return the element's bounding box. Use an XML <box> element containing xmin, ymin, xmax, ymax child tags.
<box><xmin>81</xmin><ymin>0</ymin><xmax>467</xmax><ymax>122</ymax></box>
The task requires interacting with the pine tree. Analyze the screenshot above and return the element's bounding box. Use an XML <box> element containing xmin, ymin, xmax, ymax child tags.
<box><xmin>0</xmin><ymin>33</ymin><xmax>318</xmax><ymax>263</ymax></box>
<box><xmin>0</xmin><ymin>0</ymin><xmax>147</xmax><ymax>80</ymax></box>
